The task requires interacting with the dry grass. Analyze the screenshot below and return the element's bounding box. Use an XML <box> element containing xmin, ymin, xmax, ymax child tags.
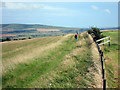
<box><xmin>2</xmin><ymin>35</ymin><xmax>71</xmax><ymax>73</ymax></box>
<box><xmin>87</xmin><ymin>34</ymin><xmax>103</xmax><ymax>88</ymax></box>
<box><xmin>28</xmin><ymin>33</ymin><xmax>103</xmax><ymax>88</ymax></box>
<box><xmin>2</xmin><ymin>32</ymin><xmax>103</xmax><ymax>88</ymax></box>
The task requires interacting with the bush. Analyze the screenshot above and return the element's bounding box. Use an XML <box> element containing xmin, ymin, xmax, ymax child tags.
<box><xmin>21</xmin><ymin>38</ymin><xmax>26</xmax><ymax>40</ymax></box>
<box><xmin>88</xmin><ymin>30</ymin><xmax>93</xmax><ymax>34</ymax></box>
<box><xmin>6</xmin><ymin>37</ymin><xmax>11</xmax><ymax>41</ymax></box>
<box><xmin>2</xmin><ymin>37</ymin><xmax>11</xmax><ymax>42</ymax></box>
<box><xmin>28</xmin><ymin>37</ymin><xmax>32</xmax><ymax>39</ymax></box>
<box><xmin>88</xmin><ymin>27</ymin><xmax>105</xmax><ymax>42</ymax></box>
<box><xmin>13</xmin><ymin>38</ymin><xmax>18</xmax><ymax>40</ymax></box>
<box><xmin>19</xmin><ymin>38</ymin><xmax>26</xmax><ymax>40</ymax></box>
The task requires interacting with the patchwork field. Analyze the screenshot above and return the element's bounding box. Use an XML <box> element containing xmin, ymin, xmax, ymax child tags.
<box><xmin>2</xmin><ymin>32</ymin><xmax>103</xmax><ymax>88</ymax></box>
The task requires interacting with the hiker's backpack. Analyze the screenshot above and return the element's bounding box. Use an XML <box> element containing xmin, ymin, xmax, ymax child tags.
<box><xmin>75</xmin><ymin>34</ymin><xmax>77</xmax><ymax>38</ymax></box>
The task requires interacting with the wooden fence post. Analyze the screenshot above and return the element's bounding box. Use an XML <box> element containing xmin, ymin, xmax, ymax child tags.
<box><xmin>103</xmin><ymin>79</ymin><xmax>106</xmax><ymax>90</ymax></box>
<box><xmin>103</xmin><ymin>39</ymin><xmax>104</xmax><ymax>46</ymax></box>
<box><xmin>109</xmin><ymin>37</ymin><xmax>110</xmax><ymax>46</ymax></box>
<box><xmin>103</xmin><ymin>69</ymin><xmax>105</xmax><ymax>79</ymax></box>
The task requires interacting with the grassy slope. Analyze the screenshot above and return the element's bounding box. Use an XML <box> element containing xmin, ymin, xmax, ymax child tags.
<box><xmin>101</xmin><ymin>30</ymin><xmax>119</xmax><ymax>88</ymax></box>
<box><xmin>2</xmin><ymin>24</ymin><xmax>81</xmax><ymax>40</ymax></box>
<box><xmin>2</xmin><ymin>32</ymin><xmax>102</xmax><ymax>88</ymax></box>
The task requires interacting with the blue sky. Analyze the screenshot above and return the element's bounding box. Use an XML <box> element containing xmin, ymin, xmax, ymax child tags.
<box><xmin>2</xmin><ymin>2</ymin><xmax>118</xmax><ymax>28</ymax></box>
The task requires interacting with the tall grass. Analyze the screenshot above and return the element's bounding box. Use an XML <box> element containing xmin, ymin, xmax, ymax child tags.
<box><xmin>27</xmin><ymin>33</ymin><xmax>99</xmax><ymax>88</ymax></box>
<box><xmin>102</xmin><ymin>30</ymin><xmax>119</xmax><ymax>88</ymax></box>
<box><xmin>2</xmin><ymin>33</ymin><xmax>101</xmax><ymax>88</ymax></box>
<box><xmin>2</xmin><ymin>35</ymin><xmax>76</xmax><ymax>88</ymax></box>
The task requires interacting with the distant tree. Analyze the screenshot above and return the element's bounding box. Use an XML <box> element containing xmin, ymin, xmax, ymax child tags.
<box><xmin>28</xmin><ymin>37</ymin><xmax>32</xmax><ymax>39</ymax></box>
<box><xmin>92</xmin><ymin>27</ymin><xmax>101</xmax><ymax>40</ymax></box>
<box><xmin>88</xmin><ymin>27</ymin><xmax>105</xmax><ymax>43</ymax></box>
<box><xmin>2</xmin><ymin>37</ymin><xmax>11</xmax><ymax>42</ymax></box>
<box><xmin>88</xmin><ymin>30</ymin><xmax>93</xmax><ymax>34</ymax></box>
<box><xmin>21</xmin><ymin>38</ymin><xmax>26</xmax><ymax>40</ymax></box>
<box><xmin>13</xmin><ymin>38</ymin><xmax>18</xmax><ymax>40</ymax></box>
<box><xmin>2</xmin><ymin>39</ymin><xmax>5</xmax><ymax>42</ymax></box>
<box><xmin>19</xmin><ymin>37</ymin><xmax>26</xmax><ymax>40</ymax></box>
<box><xmin>6</xmin><ymin>37</ymin><xmax>11</xmax><ymax>41</ymax></box>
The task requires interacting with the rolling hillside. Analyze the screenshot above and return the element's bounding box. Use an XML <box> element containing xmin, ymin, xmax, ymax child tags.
<box><xmin>2</xmin><ymin>32</ymin><xmax>103</xmax><ymax>88</ymax></box>
<box><xmin>1</xmin><ymin>24</ymin><xmax>87</xmax><ymax>41</ymax></box>
<box><xmin>1</xmin><ymin>24</ymin><xmax>118</xmax><ymax>42</ymax></box>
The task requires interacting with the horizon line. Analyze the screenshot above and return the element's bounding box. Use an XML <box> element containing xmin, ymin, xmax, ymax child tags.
<box><xmin>1</xmin><ymin>23</ymin><xmax>118</xmax><ymax>29</ymax></box>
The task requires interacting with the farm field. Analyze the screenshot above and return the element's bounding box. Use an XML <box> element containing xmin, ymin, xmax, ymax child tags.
<box><xmin>2</xmin><ymin>32</ymin><xmax>103</xmax><ymax>88</ymax></box>
<box><xmin>100</xmin><ymin>30</ymin><xmax>119</xmax><ymax>88</ymax></box>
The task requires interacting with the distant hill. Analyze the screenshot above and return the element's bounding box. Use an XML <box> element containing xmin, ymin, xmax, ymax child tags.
<box><xmin>1</xmin><ymin>24</ymin><xmax>118</xmax><ymax>42</ymax></box>
<box><xmin>2</xmin><ymin>24</ymin><xmax>81</xmax><ymax>30</ymax></box>
<box><xmin>1</xmin><ymin>24</ymin><xmax>88</xmax><ymax>41</ymax></box>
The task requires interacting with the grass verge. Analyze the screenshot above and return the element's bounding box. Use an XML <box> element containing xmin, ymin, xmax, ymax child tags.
<box><xmin>101</xmin><ymin>30</ymin><xmax>119</xmax><ymax>88</ymax></box>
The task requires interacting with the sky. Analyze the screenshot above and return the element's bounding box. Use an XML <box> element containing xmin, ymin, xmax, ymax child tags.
<box><xmin>2</xmin><ymin>2</ymin><xmax>118</xmax><ymax>28</ymax></box>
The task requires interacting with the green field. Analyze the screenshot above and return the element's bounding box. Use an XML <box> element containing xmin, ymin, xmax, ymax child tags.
<box><xmin>101</xmin><ymin>30</ymin><xmax>119</xmax><ymax>88</ymax></box>
<box><xmin>2</xmin><ymin>32</ymin><xmax>102</xmax><ymax>88</ymax></box>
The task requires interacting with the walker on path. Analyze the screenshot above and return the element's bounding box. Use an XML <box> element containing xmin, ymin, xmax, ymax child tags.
<box><xmin>75</xmin><ymin>33</ymin><xmax>78</xmax><ymax>41</ymax></box>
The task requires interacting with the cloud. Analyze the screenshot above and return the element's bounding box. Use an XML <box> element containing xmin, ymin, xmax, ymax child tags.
<box><xmin>3</xmin><ymin>2</ymin><xmax>66</xmax><ymax>10</ymax></box>
<box><xmin>104</xmin><ymin>9</ymin><xmax>111</xmax><ymax>14</ymax></box>
<box><xmin>91</xmin><ymin>5</ymin><xmax>99</xmax><ymax>10</ymax></box>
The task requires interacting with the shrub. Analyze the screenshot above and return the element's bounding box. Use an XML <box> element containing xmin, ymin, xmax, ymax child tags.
<box><xmin>19</xmin><ymin>38</ymin><xmax>26</xmax><ymax>40</ymax></box>
<box><xmin>88</xmin><ymin>30</ymin><xmax>93</xmax><ymax>34</ymax></box>
<box><xmin>2</xmin><ymin>37</ymin><xmax>11</xmax><ymax>42</ymax></box>
<box><xmin>13</xmin><ymin>38</ymin><xmax>18</xmax><ymax>40</ymax></box>
<box><xmin>88</xmin><ymin>27</ymin><xmax>105</xmax><ymax>42</ymax></box>
<box><xmin>28</xmin><ymin>37</ymin><xmax>32</xmax><ymax>39</ymax></box>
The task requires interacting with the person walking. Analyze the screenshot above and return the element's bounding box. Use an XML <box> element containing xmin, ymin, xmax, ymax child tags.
<box><xmin>75</xmin><ymin>33</ymin><xmax>78</xmax><ymax>41</ymax></box>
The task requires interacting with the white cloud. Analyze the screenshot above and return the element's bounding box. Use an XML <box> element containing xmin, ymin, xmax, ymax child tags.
<box><xmin>104</xmin><ymin>9</ymin><xmax>111</xmax><ymax>14</ymax></box>
<box><xmin>91</xmin><ymin>5</ymin><xmax>99</xmax><ymax>10</ymax></box>
<box><xmin>3</xmin><ymin>2</ymin><xmax>66</xmax><ymax>10</ymax></box>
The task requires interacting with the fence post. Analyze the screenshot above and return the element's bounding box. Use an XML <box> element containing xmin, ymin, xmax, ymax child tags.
<box><xmin>103</xmin><ymin>69</ymin><xmax>105</xmax><ymax>79</ymax></box>
<box><xmin>103</xmin><ymin>39</ymin><xmax>104</xmax><ymax>46</ymax></box>
<box><xmin>109</xmin><ymin>37</ymin><xmax>110</xmax><ymax>46</ymax></box>
<box><xmin>103</xmin><ymin>79</ymin><xmax>106</xmax><ymax>90</ymax></box>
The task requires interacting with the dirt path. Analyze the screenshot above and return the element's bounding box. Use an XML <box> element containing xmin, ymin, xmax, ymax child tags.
<box><xmin>88</xmin><ymin>34</ymin><xmax>103</xmax><ymax>88</ymax></box>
